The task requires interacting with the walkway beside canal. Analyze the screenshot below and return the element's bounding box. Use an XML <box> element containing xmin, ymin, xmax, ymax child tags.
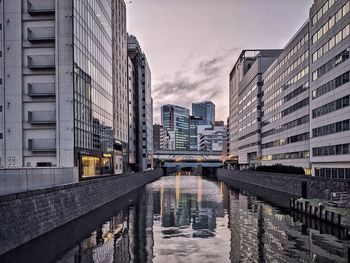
<box><xmin>0</xmin><ymin>170</ymin><xmax>163</xmax><ymax>256</ymax></box>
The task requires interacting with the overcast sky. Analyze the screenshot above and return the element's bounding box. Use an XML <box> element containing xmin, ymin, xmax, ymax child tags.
<box><xmin>127</xmin><ymin>0</ymin><xmax>314</xmax><ymax>123</ymax></box>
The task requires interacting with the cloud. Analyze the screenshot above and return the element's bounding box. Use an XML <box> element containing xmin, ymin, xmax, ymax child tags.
<box><xmin>152</xmin><ymin>48</ymin><xmax>241</xmax><ymax>123</ymax></box>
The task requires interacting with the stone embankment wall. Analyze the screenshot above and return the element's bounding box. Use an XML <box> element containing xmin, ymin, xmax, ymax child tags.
<box><xmin>217</xmin><ymin>169</ymin><xmax>350</xmax><ymax>207</ymax></box>
<box><xmin>0</xmin><ymin>170</ymin><xmax>163</xmax><ymax>256</ymax></box>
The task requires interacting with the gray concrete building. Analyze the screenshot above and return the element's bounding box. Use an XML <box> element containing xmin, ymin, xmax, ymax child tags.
<box><xmin>189</xmin><ymin>115</ymin><xmax>202</xmax><ymax>150</ymax></box>
<box><xmin>309</xmin><ymin>0</ymin><xmax>350</xmax><ymax>178</ymax></box>
<box><xmin>112</xmin><ymin>0</ymin><xmax>128</xmax><ymax>174</ymax></box>
<box><xmin>233</xmin><ymin>50</ymin><xmax>282</xmax><ymax>169</ymax></box>
<box><xmin>199</xmin><ymin>125</ymin><xmax>226</xmax><ymax>153</ymax></box>
<box><xmin>127</xmin><ymin>35</ymin><xmax>153</xmax><ymax>171</ymax></box>
<box><xmin>261</xmin><ymin>22</ymin><xmax>311</xmax><ymax>174</ymax></box>
<box><xmin>0</xmin><ymin>0</ymin><xmax>131</xmax><ymax>182</ymax></box>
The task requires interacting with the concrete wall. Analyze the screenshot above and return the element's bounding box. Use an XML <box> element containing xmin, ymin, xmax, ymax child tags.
<box><xmin>217</xmin><ymin>169</ymin><xmax>350</xmax><ymax>206</ymax></box>
<box><xmin>0</xmin><ymin>168</ymin><xmax>77</xmax><ymax>195</ymax></box>
<box><xmin>0</xmin><ymin>169</ymin><xmax>163</xmax><ymax>255</ymax></box>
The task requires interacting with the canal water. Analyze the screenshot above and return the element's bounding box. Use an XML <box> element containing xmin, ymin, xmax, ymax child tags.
<box><xmin>1</xmin><ymin>173</ymin><xmax>349</xmax><ymax>263</ymax></box>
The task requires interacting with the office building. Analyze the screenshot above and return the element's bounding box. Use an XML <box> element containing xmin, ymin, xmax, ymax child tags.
<box><xmin>309</xmin><ymin>0</ymin><xmax>350</xmax><ymax>178</ymax></box>
<box><xmin>192</xmin><ymin>101</ymin><xmax>215</xmax><ymax>126</ymax></box>
<box><xmin>261</xmin><ymin>23</ymin><xmax>311</xmax><ymax>174</ymax></box>
<box><xmin>234</xmin><ymin>50</ymin><xmax>282</xmax><ymax>169</ymax></box>
<box><xmin>199</xmin><ymin>125</ymin><xmax>227</xmax><ymax>152</ymax></box>
<box><xmin>153</xmin><ymin>124</ymin><xmax>165</xmax><ymax>151</ymax></box>
<box><xmin>164</xmin><ymin>130</ymin><xmax>176</xmax><ymax>150</ymax></box>
<box><xmin>229</xmin><ymin>0</ymin><xmax>350</xmax><ymax>177</ymax></box>
<box><xmin>0</xmin><ymin>0</ymin><xmax>131</xmax><ymax>181</ymax></box>
<box><xmin>189</xmin><ymin>115</ymin><xmax>203</xmax><ymax>150</ymax></box>
<box><xmin>161</xmin><ymin>104</ymin><xmax>190</xmax><ymax>150</ymax></box>
<box><xmin>127</xmin><ymin>35</ymin><xmax>153</xmax><ymax>171</ymax></box>
<box><xmin>112</xmin><ymin>0</ymin><xmax>128</xmax><ymax>174</ymax></box>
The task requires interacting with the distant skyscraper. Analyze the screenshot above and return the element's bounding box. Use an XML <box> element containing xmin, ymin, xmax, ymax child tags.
<box><xmin>128</xmin><ymin>35</ymin><xmax>153</xmax><ymax>171</ymax></box>
<box><xmin>161</xmin><ymin>105</ymin><xmax>190</xmax><ymax>150</ymax></box>
<box><xmin>192</xmin><ymin>101</ymin><xmax>215</xmax><ymax>126</ymax></box>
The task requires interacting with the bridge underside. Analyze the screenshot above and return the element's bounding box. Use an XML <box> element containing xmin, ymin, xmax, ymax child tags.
<box><xmin>163</xmin><ymin>162</ymin><xmax>223</xmax><ymax>168</ymax></box>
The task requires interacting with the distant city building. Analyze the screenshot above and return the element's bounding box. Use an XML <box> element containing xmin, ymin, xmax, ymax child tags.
<box><xmin>164</xmin><ymin>130</ymin><xmax>176</xmax><ymax>150</ymax></box>
<box><xmin>215</xmin><ymin>121</ymin><xmax>225</xmax><ymax>126</ymax></box>
<box><xmin>127</xmin><ymin>58</ymin><xmax>137</xmax><ymax>167</ymax></box>
<box><xmin>128</xmin><ymin>35</ymin><xmax>153</xmax><ymax>171</ymax></box>
<box><xmin>153</xmin><ymin>124</ymin><xmax>165</xmax><ymax>151</ymax></box>
<box><xmin>189</xmin><ymin>116</ymin><xmax>203</xmax><ymax>150</ymax></box>
<box><xmin>199</xmin><ymin>126</ymin><xmax>227</xmax><ymax>152</ymax></box>
<box><xmin>192</xmin><ymin>101</ymin><xmax>215</xmax><ymax>126</ymax></box>
<box><xmin>161</xmin><ymin>105</ymin><xmax>190</xmax><ymax>150</ymax></box>
<box><xmin>0</xmin><ymin>0</ymin><xmax>130</xmax><ymax>181</ymax></box>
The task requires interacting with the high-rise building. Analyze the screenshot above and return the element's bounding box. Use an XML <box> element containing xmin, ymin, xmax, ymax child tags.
<box><xmin>309</xmin><ymin>0</ymin><xmax>350</xmax><ymax>178</ymax></box>
<box><xmin>228</xmin><ymin>0</ymin><xmax>350</xmax><ymax>177</ymax></box>
<box><xmin>0</xmin><ymin>0</ymin><xmax>129</xmax><ymax>181</ymax></box>
<box><xmin>127</xmin><ymin>35</ymin><xmax>153</xmax><ymax>171</ymax></box>
<box><xmin>161</xmin><ymin>104</ymin><xmax>190</xmax><ymax>150</ymax></box>
<box><xmin>112</xmin><ymin>0</ymin><xmax>128</xmax><ymax>174</ymax></box>
<box><xmin>153</xmin><ymin>124</ymin><xmax>165</xmax><ymax>151</ymax></box>
<box><xmin>230</xmin><ymin>50</ymin><xmax>282</xmax><ymax>169</ymax></box>
<box><xmin>261</xmin><ymin>22</ymin><xmax>310</xmax><ymax>174</ymax></box>
<box><xmin>192</xmin><ymin>101</ymin><xmax>215</xmax><ymax>126</ymax></box>
<box><xmin>189</xmin><ymin>116</ymin><xmax>202</xmax><ymax>150</ymax></box>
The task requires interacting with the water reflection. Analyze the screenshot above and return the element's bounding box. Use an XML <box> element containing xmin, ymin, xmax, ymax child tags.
<box><xmin>2</xmin><ymin>174</ymin><xmax>349</xmax><ymax>263</ymax></box>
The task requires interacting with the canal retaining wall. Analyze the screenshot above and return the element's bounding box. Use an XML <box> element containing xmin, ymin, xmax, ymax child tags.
<box><xmin>0</xmin><ymin>169</ymin><xmax>163</xmax><ymax>256</ymax></box>
<box><xmin>217</xmin><ymin>169</ymin><xmax>350</xmax><ymax>207</ymax></box>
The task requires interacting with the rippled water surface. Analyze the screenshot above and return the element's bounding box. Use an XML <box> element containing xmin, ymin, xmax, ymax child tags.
<box><xmin>2</xmin><ymin>173</ymin><xmax>350</xmax><ymax>263</ymax></box>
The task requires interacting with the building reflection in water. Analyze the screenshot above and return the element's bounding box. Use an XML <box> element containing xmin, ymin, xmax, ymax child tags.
<box><xmin>54</xmin><ymin>174</ymin><xmax>349</xmax><ymax>263</ymax></box>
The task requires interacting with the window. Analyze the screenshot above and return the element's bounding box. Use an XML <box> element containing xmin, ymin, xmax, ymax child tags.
<box><xmin>313</xmin><ymin>143</ymin><xmax>350</xmax><ymax>157</ymax></box>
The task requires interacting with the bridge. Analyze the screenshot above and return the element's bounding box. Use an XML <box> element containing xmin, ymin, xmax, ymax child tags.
<box><xmin>153</xmin><ymin>150</ymin><xmax>224</xmax><ymax>168</ymax></box>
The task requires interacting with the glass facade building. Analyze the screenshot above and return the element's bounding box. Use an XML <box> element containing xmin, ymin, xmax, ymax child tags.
<box><xmin>161</xmin><ymin>105</ymin><xmax>190</xmax><ymax>150</ymax></box>
<box><xmin>192</xmin><ymin>101</ymin><xmax>215</xmax><ymax>127</ymax></box>
<box><xmin>73</xmin><ymin>0</ymin><xmax>114</xmax><ymax>178</ymax></box>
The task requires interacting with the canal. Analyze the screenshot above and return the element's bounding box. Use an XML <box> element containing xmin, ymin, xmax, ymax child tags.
<box><xmin>1</xmin><ymin>173</ymin><xmax>349</xmax><ymax>262</ymax></box>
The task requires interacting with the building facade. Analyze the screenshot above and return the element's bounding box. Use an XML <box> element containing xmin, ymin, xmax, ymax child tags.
<box><xmin>309</xmin><ymin>0</ymin><xmax>350</xmax><ymax>178</ymax></box>
<box><xmin>161</xmin><ymin>104</ymin><xmax>190</xmax><ymax>150</ymax></box>
<box><xmin>261</xmin><ymin>23</ymin><xmax>311</xmax><ymax>174</ymax></box>
<box><xmin>192</xmin><ymin>101</ymin><xmax>215</xmax><ymax>126</ymax></box>
<box><xmin>153</xmin><ymin>124</ymin><xmax>164</xmax><ymax>151</ymax></box>
<box><xmin>189</xmin><ymin>115</ymin><xmax>202</xmax><ymax>150</ymax></box>
<box><xmin>234</xmin><ymin>50</ymin><xmax>282</xmax><ymax>169</ymax></box>
<box><xmin>112</xmin><ymin>0</ymin><xmax>128</xmax><ymax>174</ymax></box>
<box><xmin>0</xmin><ymin>0</ymin><xmax>130</xmax><ymax>180</ymax></box>
<box><xmin>199</xmin><ymin>125</ymin><xmax>227</xmax><ymax>153</ymax></box>
<box><xmin>127</xmin><ymin>35</ymin><xmax>153</xmax><ymax>171</ymax></box>
<box><xmin>228</xmin><ymin>0</ymin><xmax>350</xmax><ymax>177</ymax></box>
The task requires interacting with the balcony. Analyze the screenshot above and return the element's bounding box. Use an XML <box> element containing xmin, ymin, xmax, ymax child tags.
<box><xmin>27</xmin><ymin>27</ymin><xmax>55</xmax><ymax>43</ymax></box>
<box><xmin>28</xmin><ymin>82</ymin><xmax>55</xmax><ymax>97</ymax></box>
<box><xmin>28</xmin><ymin>111</ymin><xmax>56</xmax><ymax>124</ymax></box>
<box><xmin>28</xmin><ymin>139</ymin><xmax>56</xmax><ymax>152</ymax></box>
<box><xmin>27</xmin><ymin>0</ymin><xmax>55</xmax><ymax>15</ymax></box>
<box><xmin>28</xmin><ymin>55</ymin><xmax>55</xmax><ymax>70</ymax></box>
